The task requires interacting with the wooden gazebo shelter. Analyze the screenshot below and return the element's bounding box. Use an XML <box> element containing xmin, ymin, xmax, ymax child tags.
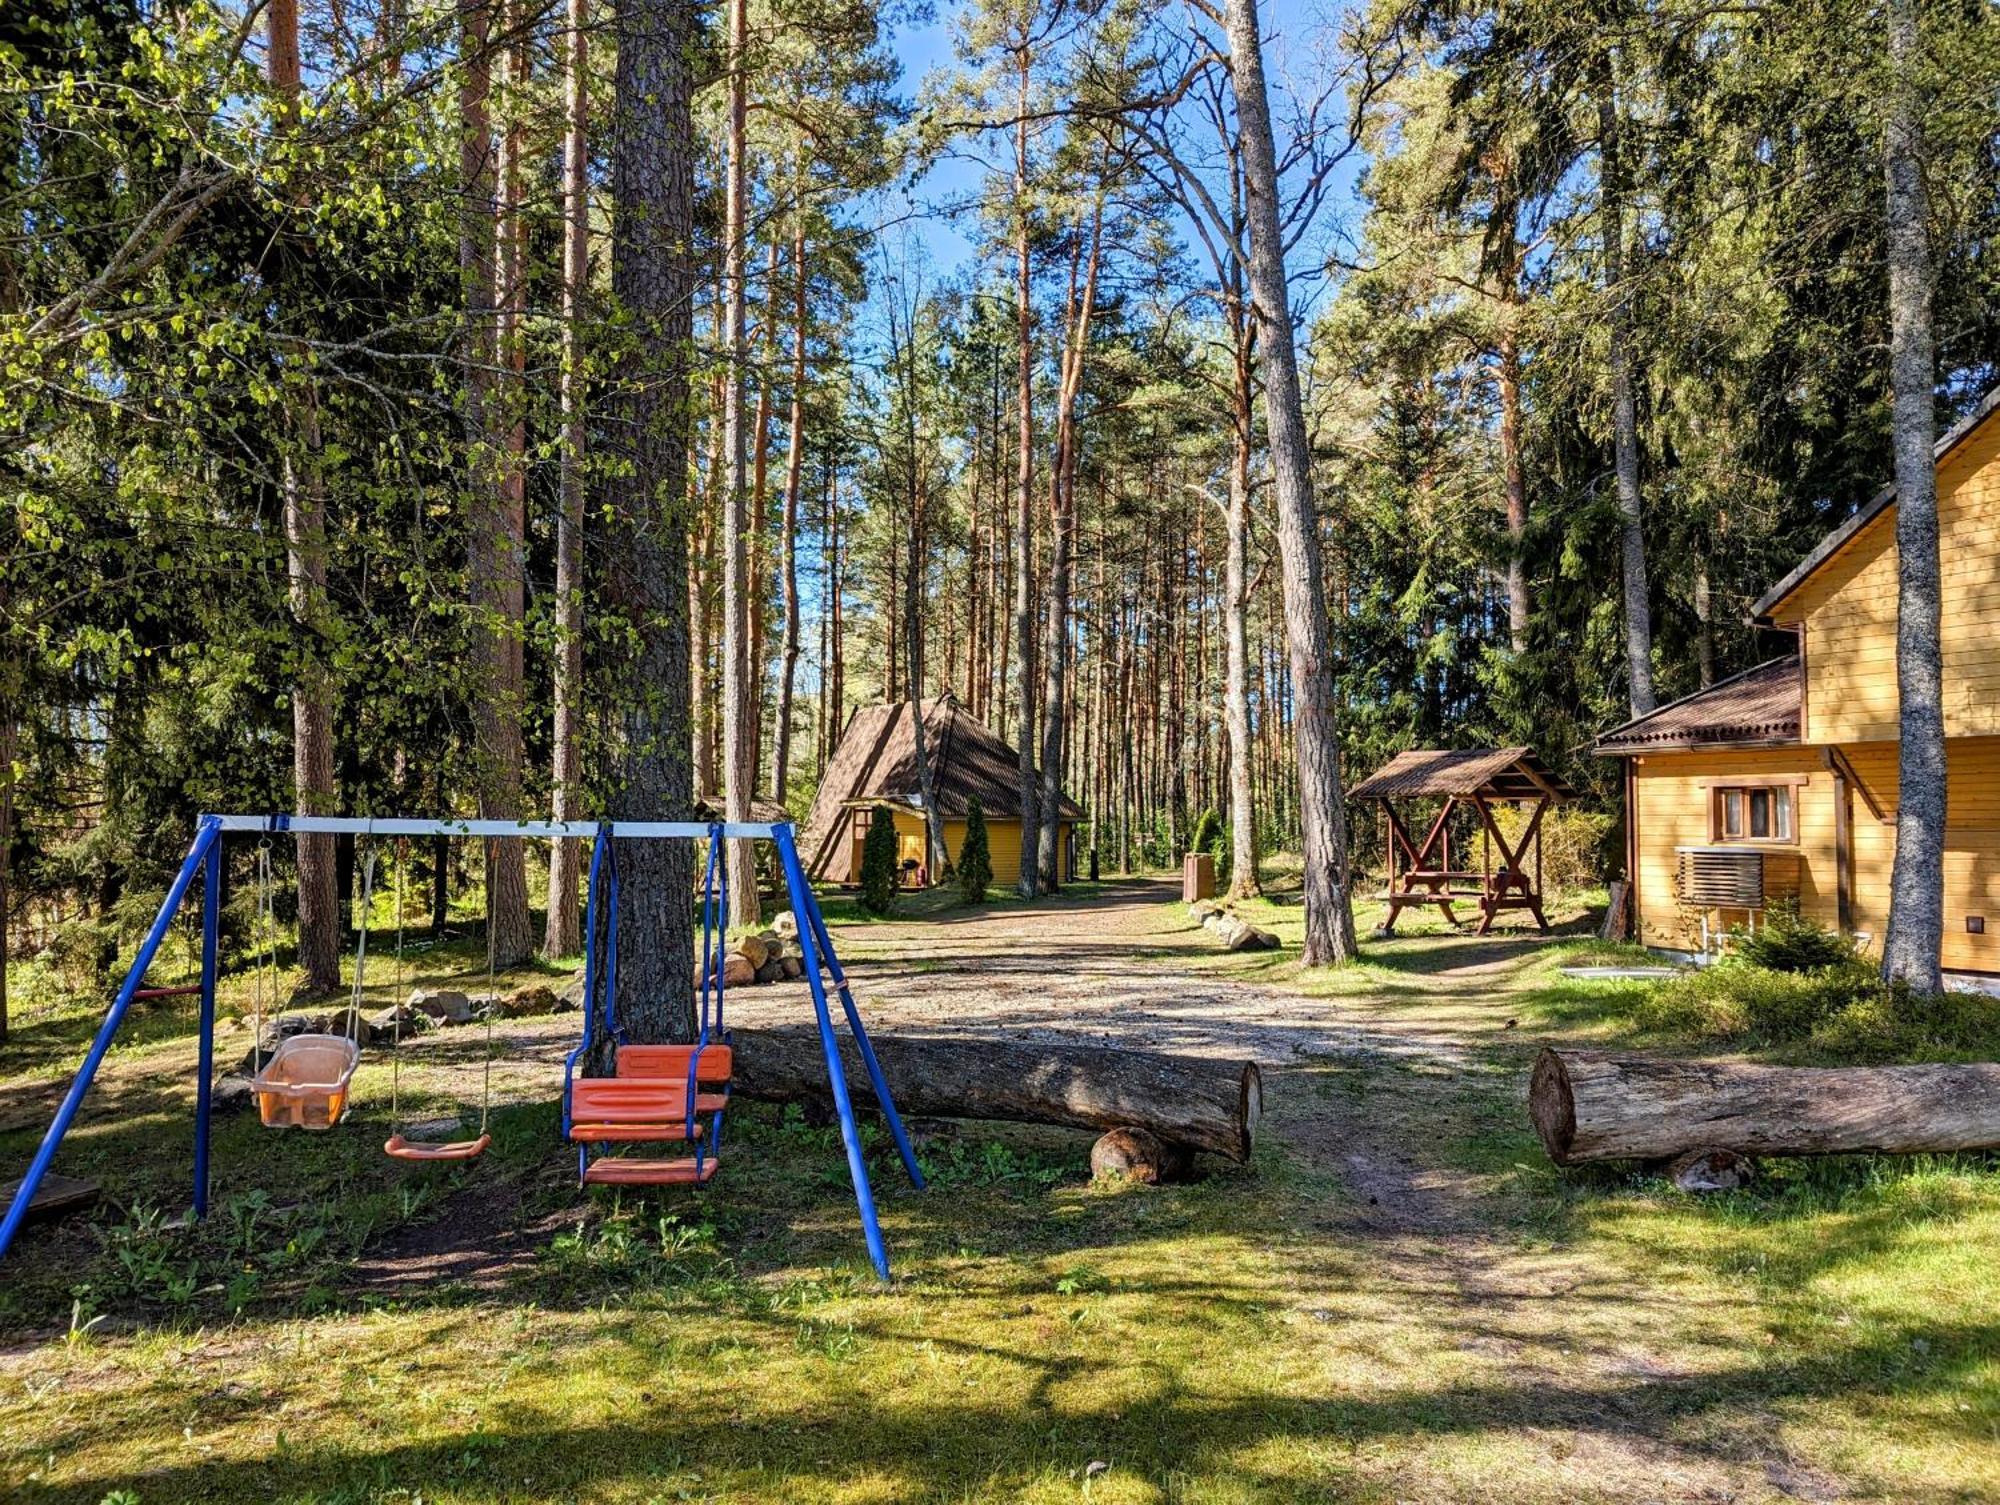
<box><xmin>1349</xmin><ymin>747</ymin><xmax>1576</xmax><ymax>935</ymax></box>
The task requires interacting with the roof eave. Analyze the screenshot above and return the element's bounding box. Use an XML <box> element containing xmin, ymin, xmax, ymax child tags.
<box><xmin>1752</xmin><ymin>384</ymin><xmax>2000</xmax><ymax>622</ymax></box>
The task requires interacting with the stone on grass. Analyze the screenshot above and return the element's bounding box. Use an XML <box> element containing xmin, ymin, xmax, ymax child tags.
<box><xmin>367</xmin><ymin>1003</ymin><xmax>429</xmax><ymax>1038</ymax></box>
<box><xmin>411</xmin><ymin>988</ymin><xmax>474</xmax><ymax>1025</ymax></box>
<box><xmin>500</xmin><ymin>984</ymin><xmax>560</xmax><ymax>1018</ymax></box>
<box><xmin>1090</xmin><ymin>1127</ymin><xmax>1192</xmax><ymax>1185</ymax></box>
<box><xmin>771</xmin><ymin>911</ymin><xmax>799</xmax><ymax>941</ymax></box>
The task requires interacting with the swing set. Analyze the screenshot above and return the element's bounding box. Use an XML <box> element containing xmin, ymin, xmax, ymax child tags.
<box><xmin>0</xmin><ymin>815</ymin><xmax>924</xmax><ymax>1278</ymax></box>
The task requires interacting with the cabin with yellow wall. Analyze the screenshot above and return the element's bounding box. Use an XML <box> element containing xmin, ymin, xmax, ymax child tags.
<box><xmin>802</xmin><ymin>696</ymin><xmax>1084</xmax><ymax>889</ymax></box>
<box><xmin>1598</xmin><ymin>390</ymin><xmax>2000</xmax><ymax>976</ymax></box>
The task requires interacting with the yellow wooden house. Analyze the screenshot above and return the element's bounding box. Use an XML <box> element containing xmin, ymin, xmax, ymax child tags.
<box><xmin>1597</xmin><ymin>388</ymin><xmax>2000</xmax><ymax>974</ymax></box>
<box><xmin>801</xmin><ymin>696</ymin><xmax>1083</xmax><ymax>889</ymax></box>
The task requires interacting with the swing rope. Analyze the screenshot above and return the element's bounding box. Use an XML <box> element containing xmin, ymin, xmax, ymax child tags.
<box><xmin>249</xmin><ymin>840</ymin><xmax>277</xmax><ymax>1078</ymax></box>
<box><xmin>383</xmin><ymin>834</ymin><xmax>493</xmax><ymax>1161</ymax></box>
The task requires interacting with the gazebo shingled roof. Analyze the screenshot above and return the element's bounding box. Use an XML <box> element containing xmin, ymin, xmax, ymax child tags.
<box><xmin>1348</xmin><ymin>747</ymin><xmax>1576</xmax><ymax>803</ymax></box>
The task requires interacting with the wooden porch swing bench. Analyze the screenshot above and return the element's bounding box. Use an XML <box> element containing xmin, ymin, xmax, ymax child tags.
<box><xmin>1349</xmin><ymin>747</ymin><xmax>1577</xmax><ymax>936</ymax></box>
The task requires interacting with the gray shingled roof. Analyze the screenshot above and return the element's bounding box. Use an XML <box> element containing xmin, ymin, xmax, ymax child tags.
<box><xmin>1594</xmin><ymin>657</ymin><xmax>1801</xmax><ymax>753</ymax></box>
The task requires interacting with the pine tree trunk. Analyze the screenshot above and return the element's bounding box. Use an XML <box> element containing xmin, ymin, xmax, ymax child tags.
<box><xmin>544</xmin><ymin>0</ymin><xmax>590</xmax><ymax>959</ymax></box>
<box><xmin>1498</xmin><ymin>303</ymin><xmax>1530</xmax><ymax>655</ymax></box>
<box><xmin>271</xmin><ymin>0</ymin><xmax>340</xmax><ymax>993</ymax></box>
<box><xmin>1224</xmin><ymin>335</ymin><xmax>1261</xmax><ymax>898</ymax></box>
<box><xmin>601</xmin><ymin>0</ymin><xmax>698</xmax><ymax>1041</ymax></box>
<box><xmin>464</xmin><ymin>0</ymin><xmax>529</xmax><ymax>968</ymax></box>
<box><xmin>720</xmin><ymin>0</ymin><xmax>760</xmax><ymax>924</ymax></box>
<box><xmin>749</xmin><ymin>237</ymin><xmax>779</xmax><ymax>784</ymax></box>
<box><xmin>1224</xmin><ymin>0</ymin><xmax>1357</xmax><ymax>965</ymax></box>
<box><xmin>1038</xmin><ymin>194</ymin><xmax>1105</xmax><ymax>890</ymax></box>
<box><xmin>773</xmin><ymin>217</ymin><xmax>807</xmax><ymax>805</ymax></box>
<box><xmin>1880</xmin><ymin>0</ymin><xmax>1945</xmax><ymax>994</ymax></box>
<box><xmin>1596</xmin><ymin>55</ymin><xmax>1655</xmax><ymax>717</ymax></box>
<box><xmin>1011</xmin><ymin>57</ymin><xmax>1040</xmax><ymax>897</ymax></box>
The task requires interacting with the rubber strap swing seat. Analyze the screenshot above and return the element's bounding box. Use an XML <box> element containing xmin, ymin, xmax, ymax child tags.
<box><xmin>384</xmin><ymin>836</ymin><xmax>494</xmax><ymax>1162</ymax></box>
<box><xmin>562</xmin><ymin>825</ymin><xmax>734</xmax><ymax>1187</ymax></box>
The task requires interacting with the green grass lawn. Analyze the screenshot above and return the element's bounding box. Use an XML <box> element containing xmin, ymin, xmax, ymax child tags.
<box><xmin>2</xmin><ymin>878</ymin><xmax>1999</xmax><ymax>1501</ymax></box>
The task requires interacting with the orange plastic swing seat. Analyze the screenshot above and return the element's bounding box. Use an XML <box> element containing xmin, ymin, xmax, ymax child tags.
<box><xmin>569</xmin><ymin>1043</ymin><xmax>733</xmax><ymax>1186</ymax></box>
<box><xmin>383</xmin><ymin>1132</ymin><xmax>491</xmax><ymax>1162</ymax></box>
<box><xmin>582</xmin><ymin>1155</ymin><xmax>721</xmax><ymax>1186</ymax></box>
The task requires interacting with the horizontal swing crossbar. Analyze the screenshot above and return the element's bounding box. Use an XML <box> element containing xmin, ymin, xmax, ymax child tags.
<box><xmin>201</xmin><ymin>815</ymin><xmax>788</xmax><ymax>840</ymax></box>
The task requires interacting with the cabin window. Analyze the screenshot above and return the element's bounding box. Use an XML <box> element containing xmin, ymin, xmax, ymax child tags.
<box><xmin>1713</xmin><ymin>784</ymin><xmax>1793</xmax><ymax>844</ymax></box>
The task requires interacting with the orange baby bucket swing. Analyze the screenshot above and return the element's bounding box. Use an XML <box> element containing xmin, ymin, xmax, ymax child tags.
<box><xmin>383</xmin><ymin>836</ymin><xmax>493</xmax><ymax>1162</ymax></box>
<box><xmin>247</xmin><ymin>840</ymin><xmax>363</xmax><ymax>1129</ymax></box>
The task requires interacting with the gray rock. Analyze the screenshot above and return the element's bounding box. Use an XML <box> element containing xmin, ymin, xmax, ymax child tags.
<box><xmin>411</xmin><ymin>988</ymin><xmax>474</xmax><ymax>1025</ymax></box>
<box><xmin>753</xmin><ymin>958</ymin><xmax>783</xmax><ymax>985</ymax></box>
<box><xmin>368</xmin><ymin>1003</ymin><xmax>429</xmax><ymax>1038</ymax></box>
<box><xmin>779</xmin><ymin>956</ymin><xmax>803</xmax><ymax>981</ymax></box>
<box><xmin>770</xmin><ymin>911</ymin><xmax>800</xmax><ymax>941</ymax></box>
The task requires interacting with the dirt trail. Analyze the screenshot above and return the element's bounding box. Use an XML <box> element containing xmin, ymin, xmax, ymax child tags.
<box><xmin>782</xmin><ymin>879</ymin><xmax>1840</xmax><ymax>1503</ymax></box>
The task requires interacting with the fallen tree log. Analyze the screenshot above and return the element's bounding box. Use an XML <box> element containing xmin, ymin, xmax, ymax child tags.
<box><xmin>727</xmin><ymin>1026</ymin><xmax>1261</xmax><ymax>1162</ymax></box>
<box><xmin>1531</xmin><ymin>1047</ymin><xmax>2000</xmax><ymax>1164</ymax></box>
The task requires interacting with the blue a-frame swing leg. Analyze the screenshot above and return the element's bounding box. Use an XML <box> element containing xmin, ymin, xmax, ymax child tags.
<box><xmin>786</xmin><ymin>842</ymin><xmax>924</xmax><ymax>1193</ymax></box>
<box><xmin>0</xmin><ymin>816</ymin><xmax>221</xmax><ymax>1262</ymax></box>
<box><xmin>772</xmin><ymin>824</ymin><xmax>922</xmax><ymax>1279</ymax></box>
<box><xmin>193</xmin><ymin>839</ymin><xmax>221</xmax><ymax>1218</ymax></box>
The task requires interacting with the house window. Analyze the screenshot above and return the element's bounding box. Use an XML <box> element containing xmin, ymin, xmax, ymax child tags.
<box><xmin>1714</xmin><ymin>784</ymin><xmax>1793</xmax><ymax>844</ymax></box>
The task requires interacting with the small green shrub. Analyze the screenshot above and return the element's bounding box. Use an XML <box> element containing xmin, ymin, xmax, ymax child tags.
<box><xmin>958</xmin><ymin>796</ymin><xmax>993</xmax><ymax>904</ymax></box>
<box><xmin>858</xmin><ymin>806</ymin><xmax>899</xmax><ymax>916</ymax></box>
<box><xmin>1812</xmin><ymin>982</ymin><xmax>2000</xmax><ymax>1061</ymax></box>
<box><xmin>1731</xmin><ymin>900</ymin><xmax>1857</xmax><ymax>973</ymax></box>
<box><xmin>1190</xmin><ymin>807</ymin><xmax>1230</xmax><ymax>885</ymax></box>
<box><xmin>1488</xmin><ymin>804</ymin><xmax>1613</xmax><ymax>891</ymax></box>
<box><xmin>1636</xmin><ymin>954</ymin><xmax>2000</xmax><ymax>1061</ymax></box>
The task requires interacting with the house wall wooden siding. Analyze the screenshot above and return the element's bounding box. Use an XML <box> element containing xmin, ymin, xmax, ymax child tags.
<box><xmin>1771</xmin><ymin>413</ymin><xmax>2000</xmax><ymax>744</ymax></box>
<box><xmin>1631</xmin><ymin>737</ymin><xmax>2000</xmax><ymax>972</ymax></box>
<box><xmin>859</xmin><ymin>809</ymin><xmax>1067</xmax><ymax>888</ymax></box>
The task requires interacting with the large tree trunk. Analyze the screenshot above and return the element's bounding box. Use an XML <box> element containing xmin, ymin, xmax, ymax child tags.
<box><xmin>458</xmin><ymin>0</ymin><xmax>530</xmax><ymax>967</ymax></box>
<box><xmin>544</xmin><ymin>0</ymin><xmax>590</xmax><ymax>959</ymax></box>
<box><xmin>1223</xmin><ymin>0</ymin><xmax>1357</xmax><ymax>965</ymax></box>
<box><xmin>719</xmin><ymin>0</ymin><xmax>760</xmax><ymax>925</ymax></box>
<box><xmin>599</xmin><ymin>0</ymin><xmax>698</xmax><ymax>1042</ymax></box>
<box><xmin>893</xmin><ymin>290</ymin><xmax>951</xmax><ymax>878</ymax></box>
<box><xmin>270</xmin><ymin>0</ymin><xmax>340</xmax><ymax>993</ymax></box>
<box><xmin>1037</xmin><ymin>191</ymin><xmax>1105</xmax><ymax>891</ymax></box>
<box><xmin>1223</xmin><ymin>294</ymin><xmax>1261</xmax><ymax>898</ymax></box>
<box><xmin>772</xmin><ymin>216</ymin><xmax>807</xmax><ymax>805</ymax></box>
<box><xmin>1880</xmin><ymin>0</ymin><xmax>1945</xmax><ymax>995</ymax></box>
<box><xmin>1532</xmin><ymin>1049</ymin><xmax>2000</xmax><ymax>1163</ymax></box>
<box><xmin>1596</xmin><ymin>56</ymin><xmax>1655</xmax><ymax>717</ymax></box>
<box><xmin>730</xmin><ymin>1026</ymin><xmax>1262</xmax><ymax>1162</ymax></box>
<box><xmin>1498</xmin><ymin>299</ymin><xmax>1530</xmax><ymax>655</ymax></box>
<box><xmin>1011</xmin><ymin>58</ymin><xmax>1040</xmax><ymax>898</ymax></box>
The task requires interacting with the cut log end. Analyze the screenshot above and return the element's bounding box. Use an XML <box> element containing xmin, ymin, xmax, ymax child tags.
<box><xmin>1528</xmin><ymin>1047</ymin><xmax>1577</xmax><ymax>1165</ymax></box>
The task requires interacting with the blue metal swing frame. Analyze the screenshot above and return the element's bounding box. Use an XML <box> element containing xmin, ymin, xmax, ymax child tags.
<box><xmin>0</xmin><ymin>815</ymin><xmax>925</xmax><ymax>1279</ymax></box>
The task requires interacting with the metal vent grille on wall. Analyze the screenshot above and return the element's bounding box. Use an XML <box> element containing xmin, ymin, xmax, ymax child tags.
<box><xmin>1676</xmin><ymin>846</ymin><xmax>1766</xmax><ymax>908</ymax></box>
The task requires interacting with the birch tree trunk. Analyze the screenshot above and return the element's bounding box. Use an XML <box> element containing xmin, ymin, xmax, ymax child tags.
<box><xmin>271</xmin><ymin>0</ymin><xmax>340</xmax><ymax>992</ymax></box>
<box><xmin>1223</xmin><ymin>0</ymin><xmax>1357</xmax><ymax>965</ymax></box>
<box><xmin>720</xmin><ymin>0</ymin><xmax>760</xmax><ymax>923</ymax></box>
<box><xmin>1880</xmin><ymin>0</ymin><xmax>1945</xmax><ymax>994</ymax></box>
<box><xmin>1596</xmin><ymin>55</ymin><xmax>1655</xmax><ymax>717</ymax></box>
<box><xmin>601</xmin><ymin>0</ymin><xmax>698</xmax><ymax>1041</ymax></box>
<box><xmin>544</xmin><ymin>0</ymin><xmax>590</xmax><ymax>958</ymax></box>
